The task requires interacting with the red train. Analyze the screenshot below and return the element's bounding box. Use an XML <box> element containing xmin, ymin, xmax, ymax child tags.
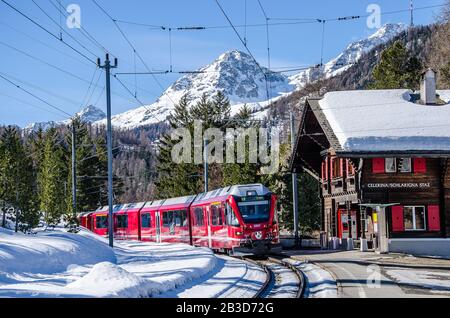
<box><xmin>79</xmin><ymin>184</ymin><xmax>281</xmax><ymax>255</ymax></box>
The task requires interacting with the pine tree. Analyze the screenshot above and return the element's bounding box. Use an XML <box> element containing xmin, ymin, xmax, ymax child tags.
<box><xmin>39</xmin><ymin>128</ymin><xmax>68</xmax><ymax>226</ymax></box>
<box><xmin>66</xmin><ymin>117</ymin><xmax>101</xmax><ymax>216</ymax></box>
<box><xmin>369</xmin><ymin>41</ymin><xmax>422</xmax><ymax>90</ymax></box>
<box><xmin>0</xmin><ymin>127</ymin><xmax>40</xmax><ymax>230</ymax></box>
<box><xmin>222</xmin><ymin>105</ymin><xmax>261</xmax><ymax>186</ymax></box>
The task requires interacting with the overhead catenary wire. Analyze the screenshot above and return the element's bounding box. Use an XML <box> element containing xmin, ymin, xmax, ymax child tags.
<box><xmin>0</xmin><ymin>0</ymin><xmax>96</xmax><ymax>65</ymax></box>
<box><xmin>48</xmin><ymin>0</ymin><xmax>113</xmax><ymax>56</ymax></box>
<box><xmin>0</xmin><ymin>73</ymin><xmax>73</xmax><ymax>117</ymax></box>
<box><xmin>214</xmin><ymin>0</ymin><xmax>270</xmax><ymax>101</ymax></box>
<box><xmin>0</xmin><ymin>91</ymin><xmax>67</xmax><ymax>119</ymax></box>
<box><xmin>258</xmin><ymin>0</ymin><xmax>273</xmax><ymax>103</ymax></box>
<box><xmin>31</xmin><ymin>0</ymin><xmax>100</xmax><ymax>59</ymax></box>
<box><xmin>0</xmin><ymin>40</ymin><xmax>144</xmax><ymax>107</ymax></box>
<box><xmin>92</xmin><ymin>0</ymin><xmax>177</xmax><ymax>107</ymax></box>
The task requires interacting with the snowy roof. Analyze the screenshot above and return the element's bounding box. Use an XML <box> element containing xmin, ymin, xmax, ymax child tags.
<box><xmin>311</xmin><ymin>89</ymin><xmax>450</xmax><ymax>153</ymax></box>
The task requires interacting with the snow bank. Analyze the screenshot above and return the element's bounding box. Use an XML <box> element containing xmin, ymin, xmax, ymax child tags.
<box><xmin>318</xmin><ymin>89</ymin><xmax>450</xmax><ymax>152</ymax></box>
<box><xmin>286</xmin><ymin>259</ymin><xmax>338</xmax><ymax>298</ymax></box>
<box><xmin>0</xmin><ymin>228</ymin><xmax>219</xmax><ymax>298</ymax></box>
<box><xmin>67</xmin><ymin>262</ymin><xmax>162</xmax><ymax>297</ymax></box>
<box><xmin>386</xmin><ymin>267</ymin><xmax>450</xmax><ymax>293</ymax></box>
<box><xmin>0</xmin><ymin>228</ymin><xmax>115</xmax><ymax>275</ymax></box>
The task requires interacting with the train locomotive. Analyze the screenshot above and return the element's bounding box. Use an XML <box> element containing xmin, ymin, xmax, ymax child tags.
<box><xmin>79</xmin><ymin>184</ymin><xmax>281</xmax><ymax>255</ymax></box>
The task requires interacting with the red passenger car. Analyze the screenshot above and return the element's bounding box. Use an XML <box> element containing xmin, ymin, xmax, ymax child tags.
<box><xmin>90</xmin><ymin>206</ymin><xmax>109</xmax><ymax>238</ymax></box>
<box><xmin>114</xmin><ymin>202</ymin><xmax>145</xmax><ymax>240</ymax></box>
<box><xmin>190</xmin><ymin>184</ymin><xmax>281</xmax><ymax>255</ymax></box>
<box><xmin>79</xmin><ymin>184</ymin><xmax>281</xmax><ymax>256</ymax></box>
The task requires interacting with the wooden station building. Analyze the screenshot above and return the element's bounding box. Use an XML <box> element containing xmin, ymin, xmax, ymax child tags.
<box><xmin>290</xmin><ymin>70</ymin><xmax>450</xmax><ymax>256</ymax></box>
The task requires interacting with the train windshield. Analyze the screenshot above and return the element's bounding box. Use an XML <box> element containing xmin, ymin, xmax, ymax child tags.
<box><xmin>236</xmin><ymin>197</ymin><xmax>271</xmax><ymax>224</ymax></box>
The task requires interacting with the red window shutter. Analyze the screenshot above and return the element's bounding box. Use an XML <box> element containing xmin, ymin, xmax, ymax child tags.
<box><xmin>325</xmin><ymin>158</ymin><xmax>329</xmax><ymax>180</ymax></box>
<box><xmin>391</xmin><ymin>206</ymin><xmax>404</xmax><ymax>232</ymax></box>
<box><xmin>321</xmin><ymin>162</ymin><xmax>325</xmax><ymax>181</ymax></box>
<box><xmin>428</xmin><ymin>205</ymin><xmax>440</xmax><ymax>232</ymax></box>
<box><xmin>340</xmin><ymin>159</ymin><xmax>344</xmax><ymax>177</ymax></box>
<box><xmin>372</xmin><ymin>158</ymin><xmax>385</xmax><ymax>174</ymax></box>
<box><xmin>413</xmin><ymin>158</ymin><xmax>427</xmax><ymax>173</ymax></box>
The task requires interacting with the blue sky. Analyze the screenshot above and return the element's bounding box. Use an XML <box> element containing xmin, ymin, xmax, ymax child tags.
<box><xmin>0</xmin><ymin>0</ymin><xmax>443</xmax><ymax>127</ymax></box>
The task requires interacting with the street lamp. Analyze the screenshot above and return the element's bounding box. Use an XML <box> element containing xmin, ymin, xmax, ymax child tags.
<box><xmin>359</xmin><ymin>203</ymin><xmax>399</xmax><ymax>254</ymax></box>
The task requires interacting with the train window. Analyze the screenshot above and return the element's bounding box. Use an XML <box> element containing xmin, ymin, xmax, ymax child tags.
<box><xmin>96</xmin><ymin>216</ymin><xmax>108</xmax><ymax>229</ymax></box>
<box><xmin>141</xmin><ymin>213</ymin><xmax>151</xmax><ymax>228</ymax></box>
<box><xmin>237</xmin><ymin>200</ymin><xmax>270</xmax><ymax>224</ymax></box>
<box><xmin>178</xmin><ymin>210</ymin><xmax>188</xmax><ymax>227</ymax></box>
<box><xmin>116</xmin><ymin>215</ymin><xmax>128</xmax><ymax>228</ymax></box>
<box><xmin>163</xmin><ymin>211</ymin><xmax>174</xmax><ymax>228</ymax></box>
<box><xmin>194</xmin><ymin>207</ymin><xmax>204</xmax><ymax>226</ymax></box>
<box><xmin>225</xmin><ymin>203</ymin><xmax>240</xmax><ymax>227</ymax></box>
<box><xmin>211</xmin><ymin>205</ymin><xmax>223</xmax><ymax>226</ymax></box>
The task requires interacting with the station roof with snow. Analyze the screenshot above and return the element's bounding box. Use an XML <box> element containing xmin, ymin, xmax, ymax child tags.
<box><xmin>290</xmin><ymin>88</ymin><xmax>450</xmax><ymax>175</ymax></box>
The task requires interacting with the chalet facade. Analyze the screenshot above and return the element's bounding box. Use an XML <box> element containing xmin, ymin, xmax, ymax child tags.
<box><xmin>291</xmin><ymin>70</ymin><xmax>450</xmax><ymax>256</ymax></box>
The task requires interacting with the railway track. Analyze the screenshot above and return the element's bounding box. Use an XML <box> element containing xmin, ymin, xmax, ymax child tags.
<box><xmin>236</xmin><ymin>256</ymin><xmax>306</xmax><ymax>298</ymax></box>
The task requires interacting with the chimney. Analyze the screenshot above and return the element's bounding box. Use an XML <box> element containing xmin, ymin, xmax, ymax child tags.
<box><xmin>420</xmin><ymin>68</ymin><xmax>437</xmax><ymax>105</ymax></box>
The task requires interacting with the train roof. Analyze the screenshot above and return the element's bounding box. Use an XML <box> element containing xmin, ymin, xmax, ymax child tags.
<box><xmin>193</xmin><ymin>184</ymin><xmax>271</xmax><ymax>203</ymax></box>
<box><xmin>117</xmin><ymin>202</ymin><xmax>146</xmax><ymax>212</ymax></box>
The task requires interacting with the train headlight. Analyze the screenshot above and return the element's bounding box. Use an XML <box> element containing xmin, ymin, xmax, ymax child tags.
<box><xmin>236</xmin><ymin>231</ymin><xmax>243</xmax><ymax>236</ymax></box>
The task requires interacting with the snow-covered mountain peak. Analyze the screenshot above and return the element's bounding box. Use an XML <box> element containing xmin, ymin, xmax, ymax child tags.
<box><xmin>289</xmin><ymin>23</ymin><xmax>406</xmax><ymax>88</ymax></box>
<box><xmin>101</xmin><ymin>49</ymin><xmax>293</xmax><ymax>129</ymax></box>
<box><xmin>24</xmin><ymin>105</ymin><xmax>106</xmax><ymax>133</ymax></box>
<box><xmin>76</xmin><ymin>105</ymin><xmax>106</xmax><ymax>123</ymax></box>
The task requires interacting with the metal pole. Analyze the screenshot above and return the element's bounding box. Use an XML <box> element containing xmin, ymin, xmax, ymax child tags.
<box><xmin>15</xmin><ymin>189</ymin><xmax>18</xmax><ymax>233</ymax></box>
<box><xmin>203</xmin><ymin>137</ymin><xmax>209</xmax><ymax>193</ymax></box>
<box><xmin>98</xmin><ymin>54</ymin><xmax>117</xmax><ymax>248</ymax></box>
<box><xmin>71</xmin><ymin>124</ymin><xmax>77</xmax><ymax>217</ymax></box>
<box><xmin>290</xmin><ymin>112</ymin><xmax>299</xmax><ymax>247</ymax></box>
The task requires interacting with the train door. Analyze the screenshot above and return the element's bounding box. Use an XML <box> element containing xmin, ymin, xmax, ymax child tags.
<box><xmin>210</xmin><ymin>203</ymin><xmax>226</xmax><ymax>249</ymax></box>
<box><xmin>155</xmin><ymin>211</ymin><xmax>161</xmax><ymax>243</ymax></box>
<box><xmin>206</xmin><ymin>205</ymin><xmax>212</xmax><ymax>248</ymax></box>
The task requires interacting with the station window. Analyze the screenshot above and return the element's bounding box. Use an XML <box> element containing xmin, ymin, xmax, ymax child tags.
<box><xmin>116</xmin><ymin>215</ymin><xmax>128</xmax><ymax>228</ymax></box>
<box><xmin>141</xmin><ymin>213</ymin><xmax>151</xmax><ymax>228</ymax></box>
<box><xmin>96</xmin><ymin>216</ymin><xmax>108</xmax><ymax>229</ymax></box>
<box><xmin>385</xmin><ymin>158</ymin><xmax>396</xmax><ymax>173</ymax></box>
<box><xmin>404</xmin><ymin>206</ymin><xmax>426</xmax><ymax>231</ymax></box>
<box><xmin>211</xmin><ymin>205</ymin><xmax>224</xmax><ymax>226</ymax></box>
<box><xmin>398</xmin><ymin>158</ymin><xmax>412</xmax><ymax>173</ymax></box>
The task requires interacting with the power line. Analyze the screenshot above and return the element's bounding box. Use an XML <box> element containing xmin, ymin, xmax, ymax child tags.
<box><xmin>92</xmin><ymin>0</ymin><xmax>177</xmax><ymax>107</ymax></box>
<box><xmin>0</xmin><ymin>0</ymin><xmax>96</xmax><ymax>65</ymax></box>
<box><xmin>214</xmin><ymin>0</ymin><xmax>270</xmax><ymax>101</ymax></box>
<box><xmin>48</xmin><ymin>0</ymin><xmax>112</xmax><ymax>56</ymax></box>
<box><xmin>257</xmin><ymin>0</ymin><xmax>273</xmax><ymax>102</ymax></box>
<box><xmin>0</xmin><ymin>91</ymin><xmax>67</xmax><ymax>119</ymax></box>
<box><xmin>0</xmin><ymin>73</ymin><xmax>73</xmax><ymax>117</ymax></box>
<box><xmin>31</xmin><ymin>0</ymin><xmax>100</xmax><ymax>58</ymax></box>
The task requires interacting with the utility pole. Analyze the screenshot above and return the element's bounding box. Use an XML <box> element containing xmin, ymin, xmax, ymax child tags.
<box><xmin>410</xmin><ymin>0</ymin><xmax>414</xmax><ymax>27</ymax></box>
<box><xmin>98</xmin><ymin>53</ymin><xmax>117</xmax><ymax>248</ymax></box>
<box><xmin>71</xmin><ymin>123</ymin><xmax>77</xmax><ymax>218</ymax></box>
<box><xmin>290</xmin><ymin>111</ymin><xmax>300</xmax><ymax>247</ymax></box>
<box><xmin>203</xmin><ymin>136</ymin><xmax>209</xmax><ymax>193</ymax></box>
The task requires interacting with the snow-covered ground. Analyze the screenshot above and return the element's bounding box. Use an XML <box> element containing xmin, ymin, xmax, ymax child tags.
<box><xmin>385</xmin><ymin>267</ymin><xmax>450</xmax><ymax>295</ymax></box>
<box><xmin>0</xmin><ymin>228</ymin><xmax>267</xmax><ymax>298</ymax></box>
<box><xmin>285</xmin><ymin>259</ymin><xmax>338</xmax><ymax>298</ymax></box>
